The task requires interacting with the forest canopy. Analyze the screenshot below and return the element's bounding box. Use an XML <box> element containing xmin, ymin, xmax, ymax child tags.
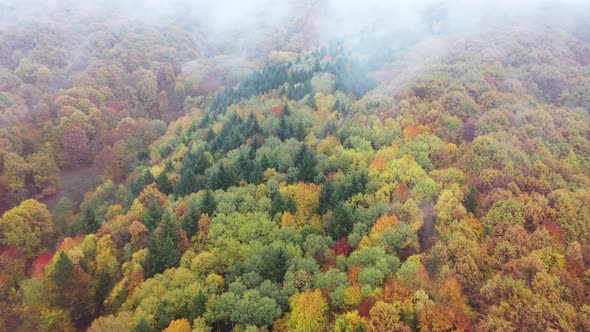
<box><xmin>1</xmin><ymin>1</ymin><xmax>590</xmax><ymax>332</ymax></box>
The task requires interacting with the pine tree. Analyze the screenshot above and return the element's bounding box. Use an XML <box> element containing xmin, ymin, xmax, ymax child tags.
<box><xmin>465</xmin><ymin>185</ymin><xmax>478</xmax><ymax>216</ymax></box>
<box><xmin>235</xmin><ymin>153</ymin><xmax>254</xmax><ymax>182</ymax></box>
<box><xmin>319</xmin><ymin>180</ymin><xmax>338</xmax><ymax>215</ymax></box>
<box><xmin>295</xmin><ymin>120</ymin><xmax>307</xmax><ymax>141</ymax></box>
<box><xmin>174</xmin><ymin>166</ymin><xmax>198</xmax><ymax>196</ymax></box>
<box><xmin>271</xmin><ymin>191</ymin><xmax>297</xmax><ymax>216</ymax></box>
<box><xmin>144</xmin><ymin>233</ymin><xmax>179</xmax><ymax>278</ymax></box>
<box><xmin>52</xmin><ymin>251</ymin><xmax>73</xmax><ymax>285</ymax></box>
<box><xmin>263</xmin><ymin>247</ymin><xmax>289</xmax><ymax>283</ymax></box>
<box><xmin>143</xmin><ymin>199</ymin><xmax>162</xmax><ymax>232</ymax></box>
<box><xmin>82</xmin><ymin>207</ymin><xmax>100</xmax><ymax>234</ymax></box>
<box><xmin>282</xmin><ymin>103</ymin><xmax>291</xmax><ymax>116</ymax></box>
<box><xmin>327</xmin><ymin>203</ymin><xmax>354</xmax><ymax>239</ymax></box>
<box><xmin>200</xmin><ymin>190</ymin><xmax>217</xmax><ymax>216</ymax></box>
<box><xmin>349</xmin><ymin>171</ymin><xmax>367</xmax><ymax>197</ymax></box>
<box><xmin>156</xmin><ymin>171</ymin><xmax>172</xmax><ymax>195</ymax></box>
<box><xmin>160</xmin><ymin>209</ymin><xmax>179</xmax><ymax>242</ymax></box>
<box><xmin>135</xmin><ymin>317</ymin><xmax>153</xmax><ymax>332</ymax></box>
<box><xmin>250</xmin><ymin>163</ymin><xmax>264</xmax><ymax>184</ymax></box>
<box><xmin>278</xmin><ymin>114</ymin><xmax>292</xmax><ymax>141</ymax></box>
<box><xmin>140</xmin><ymin>170</ymin><xmax>155</xmax><ymax>187</ymax></box>
<box><xmin>209</xmin><ymin>163</ymin><xmax>237</xmax><ymax>190</ymax></box>
<box><xmin>295</xmin><ymin>145</ymin><xmax>317</xmax><ymax>183</ymax></box>
<box><xmin>181</xmin><ymin>199</ymin><xmax>200</xmax><ymax>238</ymax></box>
<box><xmin>271</xmin><ymin>191</ymin><xmax>287</xmax><ymax>216</ymax></box>
<box><xmin>246</xmin><ymin>112</ymin><xmax>261</xmax><ymax>136</ymax></box>
<box><xmin>95</xmin><ymin>269</ymin><xmax>113</xmax><ymax>313</ymax></box>
<box><xmin>193</xmin><ymin>151</ymin><xmax>211</xmax><ymax>174</ymax></box>
<box><xmin>188</xmin><ymin>289</ymin><xmax>208</xmax><ymax>321</ymax></box>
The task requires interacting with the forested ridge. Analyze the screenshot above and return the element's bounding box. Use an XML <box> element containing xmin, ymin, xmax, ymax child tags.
<box><xmin>1</xmin><ymin>2</ymin><xmax>590</xmax><ymax>332</ymax></box>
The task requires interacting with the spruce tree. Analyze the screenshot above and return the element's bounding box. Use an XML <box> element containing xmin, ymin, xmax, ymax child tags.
<box><xmin>262</xmin><ymin>246</ymin><xmax>289</xmax><ymax>283</ymax></box>
<box><xmin>271</xmin><ymin>191</ymin><xmax>287</xmax><ymax>216</ymax></box>
<box><xmin>319</xmin><ymin>180</ymin><xmax>338</xmax><ymax>215</ymax></box>
<box><xmin>295</xmin><ymin>145</ymin><xmax>317</xmax><ymax>183</ymax></box>
<box><xmin>278</xmin><ymin>114</ymin><xmax>292</xmax><ymax>141</ymax></box>
<box><xmin>135</xmin><ymin>317</ymin><xmax>153</xmax><ymax>332</ymax></box>
<box><xmin>465</xmin><ymin>186</ymin><xmax>478</xmax><ymax>216</ymax></box>
<box><xmin>181</xmin><ymin>199</ymin><xmax>200</xmax><ymax>238</ymax></box>
<box><xmin>52</xmin><ymin>251</ymin><xmax>73</xmax><ymax>285</ymax></box>
<box><xmin>235</xmin><ymin>153</ymin><xmax>254</xmax><ymax>182</ymax></box>
<box><xmin>328</xmin><ymin>203</ymin><xmax>354</xmax><ymax>239</ymax></box>
<box><xmin>200</xmin><ymin>190</ymin><xmax>217</xmax><ymax>216</ymax></box>
<box><xmin>95</xmin><ymin>269</ymin><xmax>113</xmax><ymax>313</ymax></box>
<box><xmin>144</xmin><ymin>233</ymin><xmax>179</xmax><ymax>278</ymax></box>
<box><xmin>155</xmin><ymin>170</ymin><xmax>172</xmax><ymax>195</ymax></box>
<box><xmin>188</xmin><ymin>289</ymin><xmax>208</xmax><ymax>321</ymax></box>
<box><xmin>140</xmin><ymin>170</ymin><xmax>155</xmax><ymax>187</ymax></box>
<box><xmin>82</xmin><ymin>207</ymin><xmax>100</xmax><ymax>234</ymax></box>
<box><xmin>142</xmin><ymin>199</ymin><xmax>162</xmax><ymax>232</ymax></box>
<box><xmin>174</xmin><ymin>166</ymin><xmax>198</xmax><ymax>196</ymax></box>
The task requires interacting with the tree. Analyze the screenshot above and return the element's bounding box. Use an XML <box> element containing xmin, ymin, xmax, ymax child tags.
<box><xmin>188</xmin><ymin>289</ymin><xmax>207</xmax><ymax>321</ymax></box>
<box><xmin>278</xmin><ymin>113</ymin><xmax>293</xmax><ymax>141</ymax></box>
<box><xmin>135</xmin><ymin>317</ymin><xmax>153</xmax><ymax>332</ymax></box>
<box><xmin>319</xmin><ymin>181</ymin><xmax>338</xmax><ymax>215</ymax></box>
<box><xmin>144</xmin><ymin>233</ymin><xmax>180</xmax><ymax>278</ymax></box>
<box><xmin>368</xmin><ymin>301</ymin><xmax>410</xmax><ymax>332</ymax></box>
<box><xmin>140</xmin><ymin>170</ymin><xmax>156</xmax><ymax>188</ymax></box>
<box><xmin>143</xmin><ymin>199</ymin><xmax>163</xmax><ymax>232</ymax></box>
<box><xmin>465</xmin><ymin>185</ymin><xmax>478</xmax><ymax>216</ymax></box>
<box><xmin>143</xmin><ymin>210</ymin><xmax>180</xmax><ymax>277</ymax></box>
<box><xmin>95</xmin><ymin>269</ymin><xmax>113</xmax><ymax>314</ymax></box>
<box><xmin>0</xmin><ymin>199</ymin><xmax>54</xmax><ymax>256</ymax></box>
<box><xmin>200</xmin><ymin>190</ymin><xmax>217</xmax><ymax>216</ymax></box>
<box><xmin>174</xmin><ymin>166</ymin><xmax>198</xmax><ymax>197</ymax></box>
<box><xmin>261</xmin><ymin>246</ymin><xmax>289</xmax><ymax>283</ymax></box>
<box><xmin>209</xmin><ymin>163</ymin><xmax>237</xmax><ymax>190</ymax></box>
<box><xmin>327</xmin><ymin>203</ymin><xmax>354</xmax><ymax>239</ymax></box>
<box><xmin>52</xmin><ymin>251</ymin><xmax>73</xmax><ymax>285</ymax></box>
<box><xmin>287</xmin><ymin>289</ymin><xmax>328</xmax><ymax>332</ymax></box>
<box><xmin>60</xmin><ymin>124</ymin><xmax>89</xmax><ymax>168</ymax></box>
<box><xmin>82</xmin><ymin>207</ymin><xmax>101</xmax><ymax>234</ymax></box>
<box><xmin>295</xmin><ymin>145</ymin><xmax>317</xmax><ymax>183</ymax></box>
<box><xmin>156</xmin><ymin>170</ymin><xmax>173</xmax><ymax>195</ymax></box>
<box><xmin>271</xmin><ymin>191</ymin><xmax>297</xmax><ymax>216</ymax></box>
<box><xmin>28</xmin><ymin>143</ymin><xmax>60</xmax><ymax>198</ymax></box>
<box><xmin>182</xmin><ymin>199</ymin><xmax>200</xmax><ymax>238</ymax></box>
<box><xmin>163</xmin><ymin>319</ymin><xmax>191</xmax><ymax>332</ymax></box>
<box><xmin>235</xmin><ymin>152</ymin><xmax>255</xmax><ymax>182</ymax></box>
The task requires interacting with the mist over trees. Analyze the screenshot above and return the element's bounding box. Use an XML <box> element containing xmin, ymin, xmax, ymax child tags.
<box><xmin>1</xmin><ymin>1</ymin><xmax>590</xmax><ymax>331</ymax></box>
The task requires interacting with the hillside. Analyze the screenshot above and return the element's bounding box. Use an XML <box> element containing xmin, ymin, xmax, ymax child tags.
<box><xmin>1</xmin><ymin>2</ymin><xmax>590</xmax><ymax>332</ymax></box>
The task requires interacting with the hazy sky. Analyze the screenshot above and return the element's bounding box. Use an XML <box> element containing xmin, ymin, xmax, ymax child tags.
<box><xmin>1</xmin><ymin>0</ymin><xmax>589</xmax><ymax>58</ymax></box>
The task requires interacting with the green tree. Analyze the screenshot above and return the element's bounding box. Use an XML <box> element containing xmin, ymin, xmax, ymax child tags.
<box><xmin>143</xmin><ymin>199</ymin><xmax>163</xmax><ymax>232</ymax></box>
<box><xmin>174</xmin><ymin>166</ymin><xmax>198</xmax><ymax>196</ymax></box>
<box><xmin>156</xmin><ymin>170</ymin><xmax>173</xmax><ymax>195</ymax></box>
<box><xmin>82</xmin><ymin>207</ymin><xmax>101</xmax><ymax>234</ymax></box>
<box><xmin>200</xmin><ymin>190</ymin><xmax>217</xmax><ymax>216</ymax></box>
<box><xmin>182</xmin><ymin>199</ymin><xmax>200</xmax><ymax>238</ymax></box>
<box><xmin>52</xmin><ymin>251</ymin><xmax>73</xmax><ymax>285</ymax></box>
<box><xmin>328</xmin><ymin>203</ymin><xmax>354</xmax><ymax>239</ymax></box>
<box><xmin>95</xmin><ymin>269</ymin><xmax>113</xmax><ymax>314</ymax></box>
<box><xmin>188</xmin><ymin>289</ymin><xmax>207</xmax><ymax>321</ymax></box>
<box><xmin>319</xmin><ymin>181</ymin><xmax>338</xmax><ymax>215</ymax></box>
<box><xmin>135</xmin><ymin>317</ymin><xmax>153</xmax><ymax>332</ymax></box>
<box><xmin>0</xmin><ymin>199</ymin><xmax>54</xmax><ymax>256</ymax></box>
<box><xmin>295</xmin><ymin>145</ymin><xmax>317</xmax><ymax>183</ymax></box>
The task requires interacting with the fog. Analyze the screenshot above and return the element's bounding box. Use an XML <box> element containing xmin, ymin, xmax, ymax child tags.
<box><xmin>2</xmin><ymin>0</ymin><xmax>589</xmax><ymax>44</ymax></box>
<box><xmin>1</xmin><ymin>0</ymin><xmax>589</xmax><ymax>81</ymax></box>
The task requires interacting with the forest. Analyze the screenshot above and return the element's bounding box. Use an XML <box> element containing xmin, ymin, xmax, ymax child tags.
<box><xmin>1</xmin><ymin>1</ymin><xmax>590</xmax><ymax>331</ymax></box>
